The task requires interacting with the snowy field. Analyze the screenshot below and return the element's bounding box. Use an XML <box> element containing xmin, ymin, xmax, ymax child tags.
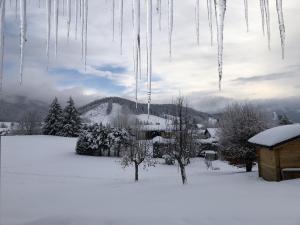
<box><xmin>1</xmin><ymin>136</ymin><xmax>300</xmax><ymax>225</ymax></box>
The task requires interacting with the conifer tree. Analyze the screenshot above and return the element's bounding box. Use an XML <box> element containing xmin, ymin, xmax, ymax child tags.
<box><xmin>60</xmin><ymin>97</ymin><xmax>82</xmax><ymax>137</ymax></box>
<box><xmin>43</xmin><ymin>97</ymin><xmax>63</xmax><ymax>135</ymax></box>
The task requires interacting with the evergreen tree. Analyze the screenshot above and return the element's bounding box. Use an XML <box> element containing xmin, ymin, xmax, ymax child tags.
<box><xmin>43</xmin><ymin>97</ymin><xmax>63</xmax><ymax>135</ymax></box>
<box><xmin>278</xmin><ymin>114</ymin><xmax>292</xmax><ymax>125</ymax></box>
<box><xmin>60</xmin><ymin>97</ymin><xmax>82</xmax><ymax>137</ymax></box>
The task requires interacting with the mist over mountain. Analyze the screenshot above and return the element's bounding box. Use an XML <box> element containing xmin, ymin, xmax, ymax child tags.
<box><xmin>1</xmin><ymin>95</ymin><xmax>300</xmax><ymax>124</ymax></box>
<box><xmin>0</xmin><ymin>95</ymin><xmax>49</xmax><ymax>122</ymax></box>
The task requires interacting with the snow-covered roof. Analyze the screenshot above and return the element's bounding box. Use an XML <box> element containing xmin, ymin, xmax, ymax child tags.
<box><xmin>248</xmin><ymin>124</ymin><xmax>300</xmax><ymax>148</ymax></box>
<box><xmin>203</xmin><ymin>150</ymin><xmax>217</xmax><ymax>154</ymax></box>
<box><xmin>197</xmin><ymin>124</ymin><xmax>204</xmax><ymax>129</ymax></box>
<box><xmin>205</xmin><ymin>128</ymin><xmax>220</xmax><ymax>139</ymax></box>
<box><xmin>195</xmin><ymin>138</ymin><xmax>218</xmax><ymax>144</ymax></box>
<box><xmin>152</xmin><ymin>136</ymin><xmax>174</xmax><ymax>144</ymax></box>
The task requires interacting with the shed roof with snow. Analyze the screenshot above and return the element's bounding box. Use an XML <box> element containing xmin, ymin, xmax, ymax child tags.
<box><xmin>249</xmin><ymin>124</ymin><xmax>300</xmax><ymax>181</ymax></box>
<box><xmin>248</xmin><ymin>124</ymin><xmax>300</xmax><ymax>148</ymax></box>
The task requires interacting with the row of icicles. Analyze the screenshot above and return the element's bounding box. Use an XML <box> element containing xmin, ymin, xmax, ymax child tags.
<box><xmin>0</xmin><ymin>0</ymin><xmax>286</xmax><ymax>115</ymax></box>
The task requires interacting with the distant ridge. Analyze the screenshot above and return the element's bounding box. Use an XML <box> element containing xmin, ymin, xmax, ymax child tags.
<box><xmin>79</xmin><ymin>97</ymin><xmax>211</xmax><ymax>123</ymax></box>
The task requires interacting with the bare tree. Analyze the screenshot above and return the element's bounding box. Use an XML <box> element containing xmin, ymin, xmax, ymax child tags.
<box><xmin>16</xmin><ymin>111</ymin><xmax>42</xmax><ymax>135</ymax></box>
<box><xmin>121</xmin><ymin>120</ymin><xmax>155</xmax><ymax>181</ymax></box>
<box><xmin>166</xmin><ymin>96</ymin><xmax>196</xmax><ymax>185</ymax></box>
<box><xmin>218</xmin><ymin>103</ymin><xmax>269</xmax><ymax>172</ymax></box>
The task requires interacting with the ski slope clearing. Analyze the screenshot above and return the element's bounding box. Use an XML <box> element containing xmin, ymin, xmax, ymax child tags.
<box><xmin>1</xmin><ymin>136</ymin><xmax>300</xmax><ymax>225</ymax></box>
<box><xmin>80</xmin><ymin>102</ymin><xmax>172</xmax><ymax>128</ymax></box>
<box><xmin>81</xmin><ymin>103</ymin><xmax>122</xmax><ymax>125</ymax></box>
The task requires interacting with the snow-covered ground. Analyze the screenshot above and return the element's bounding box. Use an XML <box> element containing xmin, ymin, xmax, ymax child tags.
<box><xmin>1</xmin><ymin>136</ymin><xmax>300</xmax><ymax>225</ymax></box>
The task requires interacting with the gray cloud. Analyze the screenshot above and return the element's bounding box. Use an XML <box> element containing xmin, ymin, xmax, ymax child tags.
<box><xmin>231</xmin><ymin>68</ymin><xmax>299</xmax><ymax>84</ymax></box>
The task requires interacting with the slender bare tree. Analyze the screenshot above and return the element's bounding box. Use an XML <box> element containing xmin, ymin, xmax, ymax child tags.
<box><xmin>166</xmin><ymin>96</ymin><xmax>196</xmax><ymax>185</ymax></box>
<box><xmin>121</xmin><ymin>119</ymin><xmax>155</xmax><ymax>181</ymax></box>
<box><xmin>16</xmin><ymin>111</ymin><xmax>42</xmax><ymax>135</ymax></box>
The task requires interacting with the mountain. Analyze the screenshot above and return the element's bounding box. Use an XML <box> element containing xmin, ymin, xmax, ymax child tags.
<box><xmin>0</xmin><ymin>96</ymin><xmax>49</xmax><ymax>122</ymax></box>
<box><xmin>79</xmin><ymin>97</ymin><xmax>212</xmax><ymax>125</ymax></box>
<box><xmin>2</xmin><ymin>95</ymin><xmax>299</xmax><ymax>125</ymax></box>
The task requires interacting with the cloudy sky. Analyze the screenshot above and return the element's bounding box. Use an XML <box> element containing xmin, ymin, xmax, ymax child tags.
<box><xmin>1</xmin><ymin>0</ymin><xmax>299</xmax><ymax>112</ymax></box>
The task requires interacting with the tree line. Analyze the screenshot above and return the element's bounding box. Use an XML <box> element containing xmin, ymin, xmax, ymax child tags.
<box><xmin>42</xmin><ymin>97</ymin><xmax>82</xmax><ymax>137</ymax></box>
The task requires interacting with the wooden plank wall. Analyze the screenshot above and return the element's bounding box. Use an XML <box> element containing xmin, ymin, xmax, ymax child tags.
<box><xmin>275</xmin><ymin>139</ymin><xmax>300</xmax><ymax>168</ymax></box>
<box><xmin>259</xmin><ymin>148</ymin><xmax>278</xmax><ymax>181</ymax></box>
<box><xmin>259</xmin><ymin>138</ymin><xmax>300</xmax><ymax>181</ymax></box>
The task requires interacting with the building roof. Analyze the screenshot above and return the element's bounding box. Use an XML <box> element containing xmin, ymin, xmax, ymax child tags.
<box><xmin>152</xmin><ymin>136</ymin><xmax>174</xmax><ymax>144</ymax></box>
<box><xmin>205</xmin><ymin>128</ymin><xmax>220</xmax><ymax>139</ymax></box>
<box><xmin>248</xmin><ymin>124</ymin><xmax>300</xmax><ymax>148</ymax></box>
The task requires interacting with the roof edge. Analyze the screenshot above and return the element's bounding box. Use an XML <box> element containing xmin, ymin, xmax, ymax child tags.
<box><xmin>249</xmin><ymin>135</ymin><xmax>300</xmax><ymax>149</ymax></box>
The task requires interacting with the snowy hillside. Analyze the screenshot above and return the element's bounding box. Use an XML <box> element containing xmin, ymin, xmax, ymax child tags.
<box><xmin>2</xmin><ymin>136</ymin><xmax>300</xmax><ymax>225</ymax></box>
<box><xmin>81</xmin><ymin>103</ymin><xmax>123</xmax><ymax>125</ymax></box>
<box><xmin>79</xmin><ymin>97</ymin><xmax>211</xmax><ymax>124</ymax></box>
<box><xmin>81</xmin><ymin>100</ymin><xmax>172</xmax><ymax>127</ymax></box>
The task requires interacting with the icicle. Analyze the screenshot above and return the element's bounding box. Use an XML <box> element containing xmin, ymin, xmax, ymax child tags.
<box><xmin>195</xmin><ymin>0</ymin><xmax>200</xmax><ymax>45</ymax></box>
<box><xmin>264</xmin><ymin>0</ymin><xmax>270</xmax><ymax>50</ymax></box>
<box><xmin>168</xmin><ymin>0</ymin><xmax>173</xmax><ymax>59</ymax></box>
<box><xmin>24</xmin><ymin>0</ymin><xmax>26</xmax><ymax>38</ymax></box>
<box><xmin>207</xmin><ymin>0</ymin><xmax>213</xmax><ymax>46</ymax></box>
<box><xmin>0</xmin><ymin>0</ymin><xmax>5</xmax><ymax>90</ymax></box>
<box><xmin>147</xmin><ymin>0</ymin><xmax>152</xmax><ymax>115</ymax></box>
<box><xmin>62</xmin><ymin>0</ymin><xmax>65</xmax><ymax>16</ymax></box>
<box><xmin>214</xmin><ymin>0</ymin><xmax>226</xmax><ymax>90</ymax></box>
<box><xmin>75</xmin><ymin>0</ymin><xmax>78</xmax><ymax>39</ymax></box>
<box><xmin>46</xmin><ymin>0</ymin><xmax>51</xmax><ymax>65</ymax></box>
<box><xmin>112</xmin><ymin>0</ymin><xmax>115</xmax><ymax>41</ymax></box>
<box><xmin>81</xmin><ymin>0</ymin><xmax>84</xmax><ymax>58</ymax></box>
<box><xmin>276</xmin><ymin>0</ymin><xmax>285</xmax><ymax>59</ymax></box>
<box><xmin>259</xmin><ymin>0</ymin><xmax>265</xmax><ymax>35</ymax></box>
<box><xmin>15</xmin><ymin>0</ymin><xmax>18</xmax><ymax>19</ymax></box>
<box><xmin>156</xmin><ymin>0</ymin><xmax>161</xmax><ymax>30</ymax></box>
<box><xmin>79</xmin><ymin>0</ymin><xmax>81</xmax><ymax>18</ymax></box>
<box><xmin>131</xmin><ymin>0</ymin><xmax>134</xmax><ymax>28</ymax></box>
<box><xmin>19</xmin><ymin>0</ymin><xmax>26</xmax><ymax>84</ymax></box>
<box><xmin>119</xmin><ymin>0</ymin><xmax>123</xmax><ymax>54</ymax></box>
<box><xmin>133</xmin><ymin>0</ymin><xmax>141</xmax><ymax>107</ymax></box>
<box><xmin>67</xmin><ymin>0</ymin><xmax>71</xmax><ymax>39</ymax></box>
<box><xmin>84</xmin><ymin>0</ymin><xmax>88</xmax><ymax>70</ymax></box>
<box><xmin>54</xmin><ymin>0</ymin><xmax>58</xmax><ymax>57</ymax></box>
<box><xmin>244</xmin><ymin>0</ymin><xmax>248</xmax><ymax>32</ymax></box>
<box><xmin>112</xmin><ymin>0</ymin><xmax>116</xmax><ymax>41</ymax></box>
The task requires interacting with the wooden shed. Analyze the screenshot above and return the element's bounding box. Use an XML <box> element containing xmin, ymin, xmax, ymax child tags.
<box><xmin>248</xmin><ymin>124</ymin><xmax>300</xmax><ymax>181</ymax></box>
